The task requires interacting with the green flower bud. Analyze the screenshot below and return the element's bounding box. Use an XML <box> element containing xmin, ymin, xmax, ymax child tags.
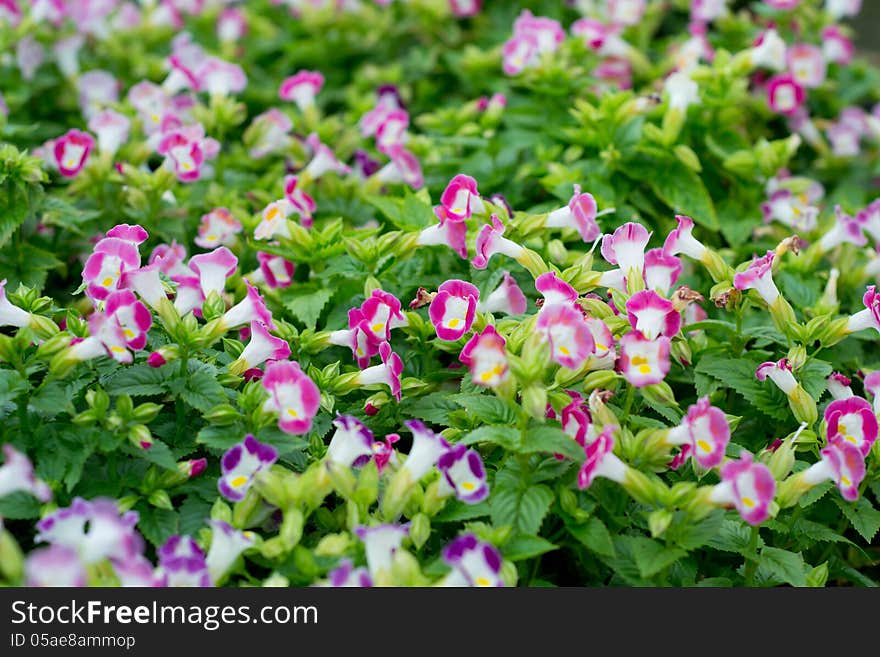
<box><xmin>211</xmin><ymin>498</ymin><xmax>233</xmax><ymax>524</ymax></box>
<box><xmin>205</xmin><ymin>403</ymin><xmax>241</xmax><ymax>425</ymax></box>
<box><xmin>0</xmin><ymin>528</ymin><xmax>24</xmax><ymax>583</ymax></box>
<box><xmin>128</xmin><ymin>424</ymin><xmax>153</xmax><ymax>450</ymax></box>
<box><xmin>315</xmin><ymin>533</ymin><xmax>352</xmax><ymax>558</ymax></box>
<box><xmin>521</xmin><ymin>384</ymin><xmax>548</xmax><ymax>422</ymax></box>
<box><xmin>788</xmin><ymin>385</ymin><xmax>817</xmax><ymax>426</ymax></box>
<box><xmin>281</xmin><ymin>507</ymin><xmax>305</xmax><ymax>549</ymax></box>
<box><xmin>147</xmin><ymin>490</ymin><xmax>173</xmax><ymax>510</ymax></box>
<box><xmin>648</xmin><ymin>508</ymin><xmax>674</xmax><ymax>539</ymax></box>
<box><xmin>409</xmin><ymin>513</ymin><xmax>431</xmax><ymax>550</ymax></box>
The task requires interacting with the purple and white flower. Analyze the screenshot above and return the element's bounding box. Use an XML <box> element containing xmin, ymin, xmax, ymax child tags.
<box><xmin>218</xmin><ymin>434</ymin><xmax>279</xmax><ymax>502</ymax></box>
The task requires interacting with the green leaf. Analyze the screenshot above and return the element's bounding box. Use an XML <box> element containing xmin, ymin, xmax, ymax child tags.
<box><xmin>502</xmin><ymin>534</ymin><xmax>559</xmax><ymax>561</ymax></box>
<box><xmin>707</xmin><ymin>518</ymin><xmax>764</xmax><ymax>553</ymax></box>
<box><xmin>629</xmin><ymin>536</ymin><xmax>686</xmax><ymax>579</ymax></box>
<box><xmin>27</xmin><ymin>381</ymin><xmax>71</xmax><ymax>419</ymax></box>
<box><xmin>567</xmin><ymin>517</ymin><xmax>616</xmax><ymax>558</ymax></box>
<box><xmin>667</xmin><ymin>509</ymin><xmax>725</xmax><ymax>550</ymax></box>
<box><xmin>630</xmin><ymin>157</ymin><xmax>719</xmax><ymax>229</ymax></box>
<box><xmin>0</xmin><ymin>491</ymin><xmax>44</xmax><ymax>519</ymax></box>
<box><xmin>178</xmin><ymin>495</ymin><xmax>213</xmax><ymax>536</ymax></box>
<box><xmin>451</xmin><ymin>393</ymin><xmax>518</xmax><ymax>425</ymax></box>
<box><xmin>138</xmin><ymin>440</ymin><xmax>178</xmax><ymax>471</ymax></box>
<box><xmin>695</xmin><ymin>353</ymin><xmax>790</xmax><ymax>421</ymax></box>
<box><xmin>283</xmin><ymin>286</ymin><xmax>333</xmax><ymax>329</ymax></box>
<box><xmin>798</xmin><ymin>480</ymin><xmax>833</xmax><ymax>507</ymax></box>
<box><xmin>178</xmin><ymin>369</ymin><xmax>226</xmax><ymax>413</ymax></box>
<box><xmin>0</xmin><ymin>370</ymin><xmax>27</xmax><ymax>407</ymax></box>
<box><xmin>399</xmin><ymin>392</ymin><xmax>462</xmax><ymax>425</ymax></box>
<box><xmin>489</xmin><ymin>465</ymin><xmax>554</xmax><ymax>536</ymax></box>
<box><xmin>758</xmin><ymin>547</ymin><xmax>807</xmax><ymax>587</ymax></box>
<box><xmin>197</xmin><ymin>423</ymin><xmax>247</xmax><ymax>452</ymax></box>
<box><xmin>459</xmin><ymin>425</ymin><xmax>521</xmax><ymax>451</ymax></box>
<box><xmin>433</xmin><ymin>500</ymin><xmax>491</xmax><ymax>523</ymax></box>
<box><xmin>137</xmin><ymin>507</ymin><xmax>179</xmax><ymax>548</ymax></box>
<box><xmin>102</xmin><ymin>364</ymin><xmax>168</xmax><ymax>397</ymax></box>
<box><xmin>834</xmin><ymin>497</ymin><xmax>880</xmax><ymax>543</ymax></box>
<box><xmin>521</xmin><ymin>425</ymin><xmax>584</xmax><ymax>459</ymax></box>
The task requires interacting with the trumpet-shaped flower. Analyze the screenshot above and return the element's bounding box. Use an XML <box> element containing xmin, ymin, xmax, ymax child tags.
<box><xmin>845</xmin><ymin>286</ymin><xmax>880</xmax><ymax>335</ymax></box>
<box><xmin>374</xmin><ymin>144</ymin><xmax>423</xmax><ymax>189</ymax></box>
<box><xmin>643</xmin><ymin>248</ymin><xmax>682</xmax><ymax>296</ymax></box>
<box><xmin>327</xmin><ymin>559</ymin><xmax>373</xmax><ymax>587</ymax></box>
<box><xmin>195</xmin><ymin>208</ymin><xmax>242</xmax><ymax>249</ymax></box>
<box><xmin>325</xmin><ymin>415</ymin><xmax>375</xmax><ymax>469</ymax></box>
<box><xmin>818</xmin><ymin>206</ymin><xmax>867</xmax><ymax>252</ymax></box>
<box><xmin>441</xmin><ymin>534</ymin><xmax>504</xmax><ymax>587</ymax></box>
<box><xmin>328</xmin><ymin>308</ymin><xmax>382</xmax><ymax>369</ymax></box>
<box><xmin>601</xmin><ymin>222</ymin><xmax>651</xmax><ymax>275</ymax></box>
<box><xmin>709</xmin><ymin>451</ymin><xmax>776</xmax><ymax>525</ymax></box>
<box><xmin>429</xmin><ymin>279</ymin><xmax>479</xmax><ymax>341</ymax></box>
<box><xmin>459</xmin><ymin>324</ymin><xmax>509</xmax><ymax>388</ymax></box>
<box><xmin>537</xmin><ymin>303</ymin><xmax>595</xmax><ymax>369</ymax></box>
<box><xmin>0</xmin><ymin>444</ymin><xmax>51</xmax><ymax>502</ymax></box>
<box><xmin>822</xmin><ymin>26</ymin><xmax>855</xmax><ymax>66</ymax></box>
<box><xmin>279</xmin><ymin>70</ymin><xmax>324</xmax><ymax>111</ymax></box>
<box><xmin>53</xmin><ymin>128</ymin><xmax>94</xmax><ymax>177</ymax></box>
<box><xmin>800</xmin><ymin>434</ymin><xmax>865</xmax><ymax>501</ymax></box>
<box><xmin>354</xmin><ymin>523</ymin><xmax>409</xmax><ymax>580</ymax></box>
<box><xmin>471</xmin><ymin>214</ymin><xmax>525</xmax><ymax>270</ymax></box>
<box><xmin>360</xmin><ymin>289</ymin><xmax>408</xmax><ymax>342</ymax></box>
<box><xmin>87</xmin><ymin>109</ymin><xmax>130</xmax><ymax>156</ymax></box>
<box><xmin>105</xmin><ymin>289</ymin><xmax>152</xmax><ymax>351</ymax></box>
<box><xmin>231</xmin><ymin>321</ymin><xmax>290</xmax><ymax>373</ymax></box>
<box><xmin>261</xmin><ymin>360</ymin><xmax>320</xmax><ymax>435</ymax></box>
<box><xmin>618</xmin><ymin>332</ymin><xmax>671</xmax><ymax>388</ymax></box>
<box><xmin>284</xmin><ymin>175</ymin><xmax>317</xmax><ymax>225</ymax></box>
<box><xmin>766</xmin><ymin>74</ymin><xmax>805</xmax><ymax>116</ymax></box>
<box><xmin>664</xmin><ymin>396</ymin><xmax>730</xmax><ymax>469</ymax></box>
<box><xmin>247</xmin><ymin>108</ymin><xmax>293</xmax><ymax>159</ymax></box>
<box><xmin>416</xmin><ymin>207</ymin><xmax>468</xmax><ymax>259</ymax></box>
<box><xmin>756</xmin><ymin>358</ymin><xmax>797</xmax><ymax>395</ymax></box>
<box><xmin>440</xmin><ymin>174</ymin><xmax>484</xmax><ymax>221</ymax></box>
<box><xmin>761</xmin><ymin>189</ymin><xmax>819</xmax><ymax>232</ymax></box>
<box><xmin>303</xmin><ymin>133</ymin><xmax>351</xmax><ymax>179</ymax></box>
<box><xmin>218</xmin><ymin>434</ymin><xmax>279</xmax><ymax>502</ymax></box>
<box><xmin>826</xmin><ymin>372</ymin><xmax>854</xmax><ymax>400</ymax></box>
<box><xmin>577</xmin><ymin>426</ymin><xmax>628</xmax><ymax>489</ymax></box>
<box><xmin>544</xmin><ymin>184</ymin><xmax>600</xmax><ymax>242</ymax></box>
<box><xmin>156</xmin><ymin>535</ymin><xmax>211</xmax><ymax>587</ymax></box>
<box><xmin>786</xmin><ymin>44</ymin><xmax>826</xmax><ymax>89</ymax></box>
<box><xmin>25</xmin><ymin>545</ymin><xmax>87</xmax><ymax>587</ymax></box>
<box><xmin>733</xmin><ymin>250</ymin><xmax>779</xmax><ymax>305</ymax></box>
<box><xmin>189</xmin><ymin>246</ymin><xmax>237</xmax><ymax>297</ymax></box>
<box><xmin>625</xmin><ymin>290</ymin><xmax>681</xmax><ymax>341</ymax></box>
<box><xmin>476</xmin><ymin>272</ymin><xmax>527</xmax><ymax>315</ymax></box>
<box><xmin>535</xmin><ymin>271</ymin><xmax>578</xmax><ymax>308</ymax></box>
<box><xmin>356</xmin><ymin>341</ymin><xmax>403</xmax><ymax>401</ymax></box>
<box><xmin>400</xmin><ymin>419</ymin><xmax>451</xmax><ymax>483</ymax></box>
<box><xmin>205</xmin><ymin>520</ymin><xmax>255</xmax><ymax>584</ymax></box>
<box><xmin>824</xmin><ymin>396</ymin><xmax>877</xmax><ymax>457</ymax></box>
<box><xmin>376</xmin><ymin>109</ymin><xmax>409</xmax><ymax>156</ymax></box>
<box><xmin>255</xmin><ymin>252</ymin><xmax>295</xmax><ymax>289</ymax></box>
<box><xmin>437</xmin><ymin>444</ymin><xmax>489</xmax><ymax>504</ymax></box>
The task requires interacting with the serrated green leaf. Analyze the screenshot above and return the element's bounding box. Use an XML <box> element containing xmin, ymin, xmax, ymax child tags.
<box><xmin>102</xmin><ymin>364</ymin><xmax>168</xmax><ymax>397</ymax></box>
<box><xmin>502</xmin><ymin>534</ymin><xmax>558</xmax><ymax>561</ymax></box>
<box><xmin>399</xmin><ymin>392</ymin><xmax>461</xmax><ymax>425</ymax></box>
<box><xmin>178</xmin><ymin>495</ymin><xmax>213</xmax><ymax>536</ymax></box>
<box><xmin>179</xmin><ymin>370</ymin><xmax>226</xmax><ymax>413</ymax></box>
<box><xmin>567</xmin><ymin>516</ymin><xmax>616</xmax><ymax>558</ymax></box>
<box><xmin>137</xmin><ymin>506</ymin><xmax>179</xmax><ymax>548</ymax></box>
<box><xmin>0</xmin><ymin>491</ymin><xmax>44</xmax><ymax>519</ymax></box>
<box><xmin>433</xmin><ymin>500</ymin><xmax>490</xmax><ymax>523</ymax></box>
<box><xmin>758</xmin><ymin>547</ymin><xmax>807</xmax><ymax>587</ymax></box>
<box><xmin>629</xmin><ymin>536</ymin><xmax>686</xmax><ymax>579</ymax></box>
<box><xmin>521</xmin><ymin>425</ymin><xmax>584</xmax><ymax>460</ymax></box>
<box><xmin>834</xmin><ymin>497</ymin><xmax>880</xmax><ymax>543</ymax></box>
<box><xmin>451</xmin><ymin>393</ymin><xmax>519</xmax><ymax>425</ymax></box>
<box><xmin>459</xmin><ymin>425</ymin><xmax>520</xmax><ymax>451</ymax></box>
<box><xmin>283</xmin><ymin>286</ymin><xmax>333</xmax><ymax>329</ymax></box>
<box><xmin>138</xmin><ymin>440</ymin><xmax>178</xmax><ymax>471</ymax></box>
<box><xmin>706</xmin><ymin>518</ymin><xmax>764</xmax><ymax>553</ymax></box>
<box><xmin>489</xmin><ymin>469</ymin><xmax>554</xmax><ymax>535</ymax></box>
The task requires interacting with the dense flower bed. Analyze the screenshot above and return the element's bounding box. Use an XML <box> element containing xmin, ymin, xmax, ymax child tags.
<box><xmin>0</xmin><ymin>0</ymin><xmax>879</xmax><ymax>587</ymax></box>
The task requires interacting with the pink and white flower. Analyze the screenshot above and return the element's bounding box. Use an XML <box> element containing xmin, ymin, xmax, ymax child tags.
<box><xmin>205</xmin><ymin>520</ymin><xmax>255</xmax><ymax>584</ymax></box>
<box><xmin>691</xmin><ymin>0</ymin><xmax>727</xmax><ymax>23</ymax></box>
<box><xmin>440</xmin><ymin>174</ymin><xmax>484</xmax><ymax>221</ymax></box>
<box><xmin>450</xmin><ymin>0</ymin><xmax>481</xmax><ymax>18</ymax></box>
<box><xmin>459</xmin><ymin>324</ymin><xmax>509</xmax><ymax>387</ymax></box>
<box><xmin>374</xmin><ymin>144</ymin><xmax>423</xmax><ymax>189</ymax></box>
<box><xmin>429</xmin><ymin>280</ymin><xmax>479</xmax><ymax>341</ymax></box>
<box><xmin>800</xmin><ymin>433</ymin><xmax>865</xmax><ymax>501</ymax></box>
<box><xmin>761</xmin><ymin>189</ymin><xmax>819</xmax><ymax>232</ymax></box>
<box><xmin>766</xmin><ymin>74</ymin><xmax>805</xmax><ymax>116</ymax></box>
<box><xmin>197</xmin><ymin>57</ymin><xmax>247</xmax><ymax>96</ymax></box>
<box><xmin>607</xmin><ymin>0</ymin><xmax>645</xmax><ymax>26</ymax></box>
<box><xmin>544</xmin><ymin>185</ymin><xmax>600</xmax><ymax>242</ymax></box>
<box><xmin>733</xmin><ymin>250</ymin><xmax>779</xmax><ymax>305</ymax></box>
<box><xmin>601</xmin><ymin>221</ymin><xmax>651</xmax><ymax>275</ymax></box>
<box><xmin>756</xmin><ymin>358</ymin><xmax>798</xmax><ymax>395</ymax></box>
<box><xmin>0</xmin><ymin>279</ymin><xmax>31</xmax><ymax>328</ymax></box>
<box><xmin>863</xmin><ymin>371</ymin><xmax>880</xmax><ymax>414</ymax></box>
<box><xmin>643</xmin><ymin>248</ymin><xmax>682</xmax><ymax>295</ymax></box>
<box><xmin>375</xmin><ymin>109</ymin><xmax>410</xmax><ymax>156</ymax></box>
<box><xmin>0</xmin><ymin>444</ymin><xmax>51</xmax><ymax>502</ymax></box>
<box><xmin>535</xmin><ymin>271</ymin><xmax>578</xmax><ymax>309</ymax></box>
<box><xmin>105</xmin><ymin>289</ymin><xmax>152</xmax><ymax>351</ymax></box>
<box><xmin>303</xmin><ymin>133</ymin><xmax>351</xmax><ymax>179</ymax></box>
<box><xmin>82</xmin><ymin>235</ymin><xmax>142</xmax><ymax>302</ymax></box>
<box><xmin>577</xmin><ymin>426</ymin><xmax>628</xmax><ymax>489</ymax></box>
<box><xmin>536</xmin><ymin>303</ymin><xmax>595</xmax><ymax>369</ymax></box>
<box><xmin>356</xmin><ymin>341</ymin><xmax>403</xmax><ymax>401</ymax></box>
<box><xmin>254</xmin><ymin>200</ymin><xmax>294</xmax><ymax>241</ymax></box>
<box><xmin>216</xmin><ymin>7</ymin><xmax>247</xmax><ymax>42</ymax></box>
<box><xmin>53</xmin><ymin>129</ymin><xmax>94</xmax><ymax>177</ymax></box>
<box><xmin>359</xmin><ymin>84</ymin><xmax>405</xmax><ymax>138</ymax></box>
<box><xmin>664</xmin><ymin>397</ymin><xmax>730</xmax><ymax>469</ymax></box>
<box><xmin>471</xmin><ymin>214</ymin><xmax>525</xmax><ymax>270</ymax></box>
<box><xmin>324</xmin><ymin>415</ymin><xmax>375</xmax><ymax>469</ymax></box>
<box><xmin>786</xmin><ymin>44</ymin><xmax>826</xmax><ymax>89</ymax></box>
<box><xmin>476</xmin><ymin>272</ymin><xmax>527</xmax><ymax>316</ymax></box>
<box><xmin>618</xmin><ymin>332</ymin><xmax>672</xmax><ymax>388</ymax></box>
<box><xmin>87</xmin><ymin>110</ymin><xmax>130</xmax><ymax>156</ymax></box>
<box><xmin>328</xmin><ymin>308</ymin><xmax>382</xmax><ymax>369</ymax></box>
<box><xmin>25</xmin><ymin>545</ymin><xmax>87</xmax><ymax>587</ymax></box>
<box><xmin>825</xmin><ymin>0</ymin><xmax>862</xmax><ymax>20</ymax></box>
<box><xmin>279</xmin><ymin>70</ymin><xmax>324</xmax><ymax>112</ymax></box>
<box><xmin>826</xmin><ymin>372</ymin><xmax>854</xmax><ymax>400</ymax></box>
<box><xmin>221</xmin><ymin>280</ymin><xmax>275</xmax><ymax>330</ymax></box>
<box><xmin>416</xmin><ymin>208</ymin><xmax>468</xmax><ymax>259</ymax></box>
<box><xmin>246</xmin><ymin>109</ymin><xmax>293</xmax><ymax>159</ymax></box>
<box><xmin>708</xmin><ymin>451</ymin><xmax>776</xmax><ymax>525</ymax></box>
<box><xmin>284</xmin><ymin>175</ymin><xmax>317</xmax><ymax>225</ymax></box>
<box><xmin>261</xmin><ymin>360</ymin><xmax>320</xmax><ymax>435</ymax></box>
<box><xmin>188</xmin><ymin>246</ymin><xmax>238</xmax><ymax>297</ymax></box>
<box><xmin>846</xmin><ymin>285</ymin><xmax>880</xmax><ymax>335</ymax></box>
<box><xmin>360</xmin><ymin>289</ymin><xmax>408</xmax><ymax>342</ymax></box>
<box><xmin>195</xmin><ymin>208</ymin><xmax>242</xmax><ymax>249</ymax></box>
<box><xmin>157</xmin><ymin>124</ymin><xmax>218</xmax><ymax>182</ymax></box>
<box><xmin>817</xmin><ymin>206</ymin><xmax>867</xmax><ymax>252</ymax></box>
<box><xmin>230</xmin><ymin>321</ymin><xmax>291</xmax><ymax>374</ymax></box>
<box><xmin>256</xmin><ymin>252</ymin><xmax>295</xmax><ymax>289</ymax></box>
<box><xmin>824</xmin><ymin>396</ymin><xmax>878</xmax><ymax>457</ymax></box>
<box><xmin>218</xmin><ymin>435</ymin><xmax>279</xmax><ymax>502</ymax></box>
<box><xmin>625</xmin><ymin>290</ymin><xmax>681</xmax><ymax>341</ymax></box>
<box><xmin>822</xmin><ymin>26</ymin><xmax>855</xmax><ymax>66</ymax></box>
<box><xmin>400</xmin><ymin>419</ymin><xmax>451</xmax><ymax>483</ymax></box>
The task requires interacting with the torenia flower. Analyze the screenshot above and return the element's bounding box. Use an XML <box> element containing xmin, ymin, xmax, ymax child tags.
<box><xmin>766</xmin><ymin>74</ymin><xmax>805</xmax><ymax>116</ymax></box>
<box><xmin>643</xmin><ymin>248</ymin><xmax>682</xmax><ymax>296</ymax></box>
<box><xmin>284</xmin><ymin>175</ymin><xmax>317</xmax><ymax>224</ymax></box>
<box><xmin>577</xmin><ymin>426</ymin><xmax>630</xmax><ymax>489</ymax></box>
<box><xmin>195</xmin><ymin>208</ymin><xmax>242</xmax><ymax>249</ymax></box>
<box><xmin>157</xmin><ymin>124</ymin><xmax>219</xmax><ymax>182</ymax></box>
<box><xmin>664</xmin><ymin>397</ymin><xmax>730</xmax><ymax>469</ymax></box>
<box><xmin>502</xmin><ymin>33</ymin><xmax>540</xmax><ymax>76</ymax></box>
<box><xmin>733</xmin><ymin>250</ymin><xmax>779</xmax><ymax>304</ymax></box>
<box><xmin>440</xmin><ymin>174</ymin><xmax>484</xmax><ymax>221</ymax></box>
<box><xmin>256</xmin><ymin>252</ymin><xmax>295</xmax><ymax>289</ymax></box>
<box><xmin>35</xmin><ymin>498</ymin><xmax>143</xmax><ymax>565</ymax></box>
<box><xmin>279</xmin><ymin>70</ymin><xmax>324</xmax><ymax>111</ymax></box>
<box><xmin>53</xmin><ymin>129</ymin><xmax>94</xmax><ymax>177</ymax></box>
<box><xmin>601</xmin><ymin>222</ymin><xmax>651</xmax><ymax>277</ymax></box>
<box><xmin>400</xmin><ymin>420</ymin><xmax>451</xmax><ymax>483</ymax></box>
<box><xmin>826</xmin><ymin>372</ymin><xmax>854</xmax><ymax>400</ymax></box>
<box><xmin>471</xmin><ymin>214</ymin><xmax>525</xmax><ymax>269</ymax></box>
<box><xmin>417</xmin><ymin>207</ymin><xmax>468</xmax><ymax>259</ymax></box>
<box><xmin>156</xmin><ymin>535</ymin><xmax>211</xmax><ymax>587</ymax></box>
<box><xmin>326</xmin><ymin>559</ymin><xmax>373</xmax><ymax>587</ymax></box>
<box><xmin>795</xmin><ymin>434</ymin><xmax>865</xmax><ymax>501</ymax></box>
<box><xmin>360</xmin><ymin>289</ymin><xmax>408</xmax><ymax>342</ymax></box>
<box><xmin>429</xmin><ymin>279</ymin><xmax>479</xmax><ymax>341</ymax></box>
<box><xmin>691</xmin><ymin>0</ymin><xmax>727</xmax><ymax>23</ymax></box>
<box><xmin>356</xmin><ymin>342</ymin><xmax>403</xmax><ymax>401</ymax></box>
<box><xmin>328</xmin><ymin>309</ymin><xmax>381</xmax><ymax>369</ymax></box>
<box><xmin>303</xmin><ymin>133</ymin><xmax>351</xmax><ymax>179</ymax></box>
<box><xmin>374</xmin><ymin>144</ymin><xmax>423</xmax><ymax>189</ymax></box>
<box><xmin>0</xmin><ymin>444</ymin><xmax>51</xmax><ymax>502</ymax></box>
<box><xmin>557</xmin><ymin>391</ymin><xmax>596</xmax><ymax>447</ymax></box>
<box><xmin>354</xmin><ymin>524</ymin><xmax>409</xmax><ymax>580</ymax></box>
<box><xmin>437</xmin><ymin>445</ymin><xmax>489</xmax><ymax>504</ymax></box>
<box><xmin>325</xmin><ymin>415</ymin><xmax>375</xmax><ymax>468</ymax></box>
<box><xmin>761</xmin><ymin>189</ymin><xmax>819</xmax><ymax>232</ymax></box>
<box><xmin>535</xmin><ymin>271</ymin><xmax>578</xmax><ymax>308</ymax></box>
<box><xmin>254</xmin><ymin>200</ymin><xmax>294</xmax><ymax>241</ymax></box>
<box><xmin>25</xmin><ymin>545</ymin><xmax>87</xmax><ymax>587</ymax></box>
<box><xmin>825</xmin><ymin>0</ymin><xmax>862</xmax><ymax>21</ymax></box>
<box><xmin>544</xmin><ymin>185</ymin><xmax>600</xmax><ymax>242</ymax></box>
<box><xmin>786</xmin><ymin>44</ymin><xmax>826</xmax><ymax>89</ymax></box>
<box><xmin>618</xmin><ymin>332</ymin><xmax>672</xmax><ymax>388</ymax></box>
<box><xmin>105</xmin><ymin>289</ymin><xmax>152</xmax><ymax>351</ymax></box>
<box><xmin>607</xmin><ymin>0</ymin><xmax>645</xmax><ymax>26</ymax></box>
<box><xmin>476</xmin><ymin>272</ymin><xmax>527</xmax><ymax>315</ymax></box>
<box><xmin>756</xmin><ymin>359</ymin><xmax>817</xmax><ymax>425</ymax></box>
<box><xmin>863</xmin><ymin>371</ymin><xmax>880</xmax><ymax>415</ymax></box>
<box><xmin>441</xmin><ymin>534</ymin><xmax>504</xmax><ymax>587</ymax></box>
<box><xmin>189</xmin><ymin>246</ymin><xmax>238</xmax><ymax>297</ymax></box>
<box><xmin>708</xmin><ymin>452</ymin><xmax>776</xmax><ymax>525</ymax></box>
<box><xmin>821</xmin><ymin>26</ymin><xmax>855</xmax><ymax>66</ymax></box>
<box><xmin>585</xmin><ymin>316</ymin><xmax>615</xmax><ymax>361</ymax></box>
<box><xmin>824</xmin><ymin>396</ymin><xmax>877</xmax><ymax>457</ymax></box>
<box><xmin>536</xmin><ymin>303</ymin><xmax>595</xmax><ymax>369</ymax></box>
<box><xmin>218</xmin><ymin>434</ymin><xmax>279</xmax><ymax>502</ymax></box>
<box><xmin>0</xmin><ymin>279</ymin><xmax>31</xmax><ymax>328</ymax></box>
<box><xmin>625</xmin><ymin>290</ymin><xmax>681</xmax><ymax>340</ymax></box>
<box><xmin>205</xmin><ymin>520</ymin><xmax>255</xmax><ymax>585</ymax></box>
<box><xmin>217</xmin><ymin>7</ymin><xmax>247</xmax><ymax>42</ymax></box>
<box><xmin>150</xmin><ymin>241</ymin><xmax>189</xmax><ymax>278</ymax></box>
<box><xmin>229</xmin><ymin>321</ymin><xmax>291</xmax><ymax>375</ymax></box>
<box><xmin>246</xmin><ymin>108</ymin><xmax>293</xmax><ymax>159</ymax></box>
<box><xmin>119</xmin><ymin>263</ymin><xmax>168</xmax><ymax>311</ymax></box>
<box><xmin>261</xmin><ymin>360</ymin><xmax>320</xmax><ymax>435</ymax></box>
<box><xmin>845</xmin><ymin>285</ymin><xmax>880</xmax><ymax>335</ymax></box>
<box><xmin>197</xmin><ymin>58</ymin><xmax>247</xmax><ymax>97</ymax></box>
<box><xmin>817</xmin><ymin>206</ymin><xmax>867</xmax><ymax>252</ymax></box>
<box><xmin>459</xmin><ymin>325</ymin><xmax>509</xmax><ymax>388</ymax></box>
<box><xmin>376</xmin><ymin>109</ymin><xmax>410</xmax><ymax>156</ymax></box>
<box><xmin>664</xmin><ymin>70</ymin><xmax>700</xmax><ymax>112</ymax></box>
<box><xmin>87</xmin><ymin>109</ymin><xmax>130</xmax><ymax>156</ymax></box>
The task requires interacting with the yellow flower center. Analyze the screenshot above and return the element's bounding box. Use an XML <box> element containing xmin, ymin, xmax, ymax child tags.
<box><xmin>102</xmin><ymin>277</ymin><xmax>114</xmax><ymax>287</ymax></box>
<box><xmin>741</xmin><ymin>496</ymin><xmax>755</xmax><ymax>508</ymax></box>
<box><xmin>462</xmin><ymin>482</ymin><xmax>476</xmax><ymax>491</ymax></box>
<box><xmin>448</xmin><ymin>318</ymin><xmax>460</xmax><ymax>328</ymax></box>
<box><xmin>231</xmin><ymin>476</ymin><xmax>248</xmax><ymax>488</ymax></box>
<box><xmin>632</xmin><ymin>355</ymin><xmax>651</xmax><ymax>375</ymax></box>
<box><xmin>287</xmin><ymin>408</ymin><xmax>299</xmax><ymax>417</ymax></box>
<box><xmin>697</xmin><ymin>439</ymin><xmax>711</xmax><ymax>453</ymax></box>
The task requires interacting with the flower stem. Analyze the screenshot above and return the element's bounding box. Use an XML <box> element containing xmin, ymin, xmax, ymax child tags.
<box><xmin>743</xmin><ymin>525</ymin><xmax>761</xmax><ymax>587</ymax></box>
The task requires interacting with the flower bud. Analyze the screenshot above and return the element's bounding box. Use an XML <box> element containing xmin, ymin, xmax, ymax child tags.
<box><xmin>522</xmin><ymin>384</ymin><xmax>548</xmax><ymax>422</ymax></box>
<box><xmin>314</xmin><ymin>533</ymin><xmax>352</xmax><ymax>557</ymax></box>
<box><xmin>409</xmin><ymin>513</ymin><xmax>431</xmax><ymax>550</ymax></box>
<box><xmin>581</xmin><ymin>369</ymin><xmax>620</xmax><ymax>393</ymax></box>
<box><xmin>786</xmin><ymin>345</ymin><xmax>807</xmax><ymax>371</ymax></box>
<box><xmin>281</xmin><ymin>507</ymin><xmax>305</xmax><ymax>549</ymax></box>
<box><xmin>147</xmin><ymin>489</ymin><xmax>173</xmax><ymax>510</ymax></box>
<box><xmin>0</xmin><ymin>528</ymin><xmax>24</xmax><ymax>583</ymax></box>
<box><xmin>789</xmin><ymin>385</ymin><xmax>818</xmax><ymax>426</ymax></box>
<box><xmin>648</xmin><ymin>508</ymin><xmax>674</xmax><ymax>539</ymax></box>
<box><xmin>205</xmin><ymin>403</ymin><xmax>241</xmax><ymax>425</ymax></box>
<box><xmin>128</xmin><ymin>424</ymin><xmax>153</xmax><ymax>450</ymax></box>
<box><xmin>211</xmin><ymin>498</ymin><xmax>233</xmax><ymax>524</ymax></box>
